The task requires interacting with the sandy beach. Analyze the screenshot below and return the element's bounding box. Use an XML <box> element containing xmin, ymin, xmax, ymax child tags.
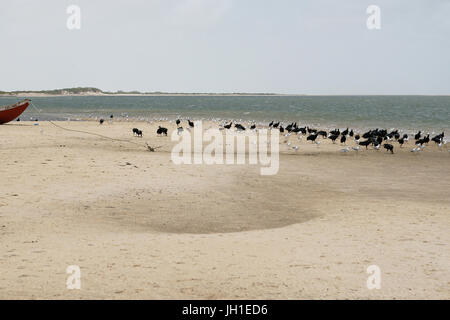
<box><xmin>0</xmin><ymin>120</ymin><xmax>449</xmax><ymax>299</ymax></box>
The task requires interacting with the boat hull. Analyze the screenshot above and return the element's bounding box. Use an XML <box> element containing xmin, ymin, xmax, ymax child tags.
<box><xmin>0</xmin><ymin>100</ymin><xmax>30</xmax><ymax>124</ymax></box>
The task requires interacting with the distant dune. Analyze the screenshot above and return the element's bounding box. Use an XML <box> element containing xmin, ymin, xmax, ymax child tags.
<box><xmin>0</xmin><ymin>87</ymin><xmax>288</xmax><ymax>97</ymax></box>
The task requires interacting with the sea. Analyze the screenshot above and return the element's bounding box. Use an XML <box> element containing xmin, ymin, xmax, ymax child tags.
<box><xmin>1</xmin><ymin>95</ymin><xmax>449</xmax><ymax>133</ymax></box>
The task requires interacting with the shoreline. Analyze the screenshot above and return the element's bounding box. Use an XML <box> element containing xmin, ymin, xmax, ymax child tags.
<box><xmin>11</xmin><ymin>120</ymin><xmax>450</xmax><ymax>138</ymax></box>
<box><xmin>2</xmin><ymin>93</ymin><xmax>450</xmax><ymax>98</ymax></box>
<box><xmin>3</xmin><ymin>120</ymin><xmax>449</xmax><ymax>156</ymax></box>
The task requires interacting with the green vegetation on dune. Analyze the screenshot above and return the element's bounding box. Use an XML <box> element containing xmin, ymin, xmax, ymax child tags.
<box><xmin>0</xmin><ymin>87</ymin><xmax>278</xmax><ymax>96</ymax></box>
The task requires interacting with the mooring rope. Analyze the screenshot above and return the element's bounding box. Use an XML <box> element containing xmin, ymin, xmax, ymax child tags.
<box><xmin>29</xmin><ymin>101</ymin><xmax>159</xmax><ymax>151</ymax></box>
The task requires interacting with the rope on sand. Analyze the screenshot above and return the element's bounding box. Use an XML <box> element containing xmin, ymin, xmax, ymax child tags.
<box><xmin>29</xmin><ymin>101</ymin><xmax>162</xmax><ymax>152</ymax></box>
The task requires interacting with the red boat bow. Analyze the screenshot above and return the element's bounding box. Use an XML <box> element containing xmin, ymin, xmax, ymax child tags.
<box><xmin>0</xmin><ymin>99</ymin><xmax>31</xmax><ymax>124</ymax></box>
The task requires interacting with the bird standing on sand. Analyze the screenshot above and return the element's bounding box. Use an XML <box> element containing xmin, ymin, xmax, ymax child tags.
<box><xmin>328</xmin><ymin>134</ymin><xmax>339</xmax><ymax>144</ymax></box>
<box><xmin>359</xmin><ymin>139</ymin><xmax>371</xmax><ymax>149</ymax></box>
<box><xmin>307</xmin><ymin>134</ymin><xmax>318</xmax><ymax>143</ymax></box>
<box><xmin>188</xmin><ymin>120</ymin><xmax>194</xmax><ymax>128</ymax></box>
<box><xmin>415</xmin><ymin>131</ymin><xmax>421</xmax><ymax>140</ymax></box>
<box><xmin>383</xmin><ymin>143</ymin><xmax>394</xmax><ymax>154</ymax></box>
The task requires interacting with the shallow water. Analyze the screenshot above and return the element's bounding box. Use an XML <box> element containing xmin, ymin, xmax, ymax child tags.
<box><xmin>1</xmin><ymin>95</ymin><xmax>449</xmax><ymax>132</ymax></box>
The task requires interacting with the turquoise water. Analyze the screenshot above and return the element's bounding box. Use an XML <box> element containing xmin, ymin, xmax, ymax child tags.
<box><xmin>1</xmin><ymin>95</ymin><xmax>449</xmax><ymax>132</ymax></box>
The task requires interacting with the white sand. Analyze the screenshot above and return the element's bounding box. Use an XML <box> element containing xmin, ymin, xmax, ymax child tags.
<box><xmin>0</xmin><ymin>121</ymin><xmax>449</xmax><ymax>299</ymax></box>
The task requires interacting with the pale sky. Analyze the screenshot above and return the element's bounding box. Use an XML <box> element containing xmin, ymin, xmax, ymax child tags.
<box><xmin>1</xmin><ymin>0</ymin><xmax>449</xmax><ymax>94</ymax></box>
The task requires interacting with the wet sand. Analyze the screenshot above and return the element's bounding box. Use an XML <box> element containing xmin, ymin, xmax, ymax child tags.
<box><xmin>0</xmin><ymin>121</ymin><xmax>449</xmax><ymax>299</ymax></box>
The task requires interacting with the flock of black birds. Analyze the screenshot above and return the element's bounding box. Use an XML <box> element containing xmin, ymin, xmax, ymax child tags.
<box><xmin>98</xmin><ymin>116</ymin><xmax>447</xmax><ymax>154</ymax></box>
<box><xmin>216</xmin><ymin>121</ymin><xmax>447</xmax><ymax>154</ymax></box>
<box><xmin>128</xmin><ymin>119</ymin><xmax>195</xmax><ymax>138</ymax></box>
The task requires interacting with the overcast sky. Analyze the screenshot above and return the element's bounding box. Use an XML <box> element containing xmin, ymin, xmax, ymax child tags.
<box><xmin>1</xmin><ymin>0</ymin><xmax>449</xmax><ymax>94</ymax></box>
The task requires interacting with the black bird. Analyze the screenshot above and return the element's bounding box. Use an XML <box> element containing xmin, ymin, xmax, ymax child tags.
<box><xmin>416</xmin><ymin>134</ymin><xmax>430</xmax><ymax>145</ymax></box>
<box><xmin>110</xmin><ymin>114</ymin><xmax>114</xmax><ymax>119</ymax></box>
<box><xmin>17</xmin><ymin>118</ymin><xmax>20</xmax><ymax>122</ymax></box>
<box><xmin>132</xmin><ymin>128</ymin><xmax>143</xmax><ymax>137</ymax></box>
<box><xmin>99</xmin><ymin>119</ymin><xmax>104</xmax><ymax>124</ymax></box>
<box><xmin>329</xmin><ymin>134</ymin><xmax>339</xmax><ymax>143</ymax></box>
<box><xmin>250</xmin><ymin>124</ymin><xmax>256</xmax><ymax>130</ymax></box>
<box><xmin>362</xmin><ymin>130</ymin><xmax>372</xmax><ymax>139</ymax></box>
<box><xmin>376</xmin><ymin>136</ymin><xmax>383</xmax><ymax>145</ymax></box>
<box><xmin>224</xmin><ymin>122</ymin><xmax>232</xmax><ymax>129</ymax></box>
<box><xmin>307</xmin><ymin>134</ymin><xmax>318</xmax><ymax>143</ymax></box>
<box><xmin>307</xmin><ymin>127</ymin><xmax>317</xmax><ymax>134</ymax></box>
<box><xmin>269</xmin><ymin>121</ymin><xmax>274</xmax><ymax>127</ymax></box>
<box><xmin>359</xmin><ymin>139</ymin><xmax>372</xmax><ymax>149</ymax></box>
<box><xmin>330</xmin><ymin>129</ymin><xmax>340</xmax><ymax>136</ymax></box>
<box><xmin>431</xmin><ymin>132</ymin><xmax>444</xmax><ymax>144</ymax></box>
<box><xmin>273</xmin><ymin>122</ymin><xmax>280</xmax><ymax>128</ymax></box>
<box><xmin>342</xmin><ymin>128</ymin><xmax>349</xmax><ymax>136</ymax></box>
<box><xmin>415</xmin><ymin>134</ymin><xmax>430</xmax><ymax>146</ymax></box>
<box><xmin>340</xmin><ymin>135</ymin><xmax>347</xmax><ymax>145</ymax></box>
<box><xmin>235</xmin><ymin>123</ymin><xmax>246</xmax><ymax>131</ymax></box>
<box><xmin>157</xmin><ymin>126</ymin><xmax>168</xmax><ymax>136</ymax></box>
<box><xmin>188</xmin><ymin>120</ymin><xmax>194</xmax><ymax>128</ymax></box>
<box><xmin>403</xmin><ymin>133</ymin><xmax>408</xmax><ymax>139</ymax></box>
<box><xmin>279</xmin><ymin>126</ymin><xmax>284</xmax><ymax>133</ymax></box>
<box><xmin>176</xmin><ymin>119</ymin><xmax>181</xmax><ymax>127</ymax></box>
<box><xmin>349</xmin><ymin>129</ymin><xmax>354</xmax><ymax>137</ymax></box>
<box><xmin>415</xmin><ymin>131</ymin><xmax>421</xmax><ymax>140</ymax></box>
<box><xmin>384</xmin><ymin>143</ymin><xmax>394</xmax><ymax>154</ymax></box>
<box><xmin>389</xmin><ymin>129</ymin><xmax>398</xmax><ymax>136</ymax></box>
<box><xmin>317</xmin><ymin>130</ymin><xmax>327</xmax><ymax>138</ymax></box>
<box><xmin>398</xmin><ymin>138</ymin><xmax>405</xmax><ymax>147</ymax></box>
<box><xmin>354</xmin><ymin>134</ymin><xmax>361</xmax><ymax>141</ymax></box>
<box><xmin>285</xmin><ymin>123</ymin><xmax>293</xmax><ymax>132</ymax></box>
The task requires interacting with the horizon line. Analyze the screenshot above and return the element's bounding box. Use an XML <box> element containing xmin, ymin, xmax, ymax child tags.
<box><xmin>1</xmin><ymin>87</ymin><xmax>449</xmax><ymax>97</ymax></box>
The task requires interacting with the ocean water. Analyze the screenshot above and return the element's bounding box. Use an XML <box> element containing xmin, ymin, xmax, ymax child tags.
<box><xmin>1</xmin><ymin>95</ymin><xmax>449</xmax><ymax>132</ymax></box>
